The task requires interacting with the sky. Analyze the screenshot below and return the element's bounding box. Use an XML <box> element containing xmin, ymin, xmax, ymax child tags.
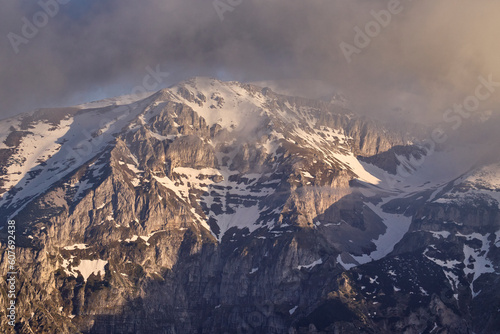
<box><xmin>1</xmin><ymin>0</ymin><xmax>500</xmax><ymax>137</ymax></box>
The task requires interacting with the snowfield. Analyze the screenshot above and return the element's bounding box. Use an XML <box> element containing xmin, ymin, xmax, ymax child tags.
<box><xmin>3</xmin><ymin>77</ymin><xmax>500</xmax><ymax>271</ymax></box>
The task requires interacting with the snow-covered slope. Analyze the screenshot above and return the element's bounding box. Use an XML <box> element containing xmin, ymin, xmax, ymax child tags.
<box><xmin>2</xmin><ymin>77</ymin><xmax>496</xmax><ymax>251</ymax></box>
<box><xmin>433</xmin><ymin>161</ymin><xmax>500</xmax><ymax>208</ymax></box>
<box><xmin>1</xmin><ymin>78</ymin><xmax>385</xmax><ymax>231</ymax></box>
<box><xmin>1</xmin><ymin>77</ymin><xmax>499</xmax><ymax>333</ymax></box>
<box><xmin>0</xmin><ymin>101</ymin><xmax>149</xmax><ymax>217</ymax></box>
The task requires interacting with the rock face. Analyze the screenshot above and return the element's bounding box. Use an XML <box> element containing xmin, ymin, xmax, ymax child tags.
<box><xmin>0</xmin><ymin>78</ymin><xmax>498</xmax><ymax>333</ymax></box>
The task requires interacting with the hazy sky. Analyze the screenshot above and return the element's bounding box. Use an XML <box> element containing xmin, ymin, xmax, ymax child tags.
<box><xmin>1</xmin><ymin>0</ymin><xmax>500</xmax><ymax>129</ymax></box>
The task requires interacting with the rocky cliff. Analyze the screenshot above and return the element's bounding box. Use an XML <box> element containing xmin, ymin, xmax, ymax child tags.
<box><xmin>0</xmin><ymin>78</ymin><xmax>498</xmax><ymax>333</ymax></box>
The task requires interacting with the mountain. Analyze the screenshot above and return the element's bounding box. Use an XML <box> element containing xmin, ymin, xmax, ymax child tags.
<box><xmin>0</xmin><ymin>77</ymin><xmax>498</xmax><ymax>333</ymax></box>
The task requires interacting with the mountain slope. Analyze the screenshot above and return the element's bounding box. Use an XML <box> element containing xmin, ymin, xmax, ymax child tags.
<box><xmin>0</xmin><ymin>78</ymin><xmax>498</xmax><ymax>333</ymax></box>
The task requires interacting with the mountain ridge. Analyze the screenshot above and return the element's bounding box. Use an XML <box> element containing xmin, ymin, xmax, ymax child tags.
<box><xmin>0</xmin><ymin>77</ymin><xmax>499</xmax><ymax>333</ymax></box>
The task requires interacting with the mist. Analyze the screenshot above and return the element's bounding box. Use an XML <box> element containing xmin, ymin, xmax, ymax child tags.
<box><xmin>1</xmin><ymin>0</ymin><xmax>499</xmax><ymax>138</ymax></box>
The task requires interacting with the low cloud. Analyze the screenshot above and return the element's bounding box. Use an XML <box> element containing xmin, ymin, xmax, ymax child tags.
<box><xmin>1</xmin><ymin>0</ymin><xmax>499</xmax><ymax>141</ymax></box>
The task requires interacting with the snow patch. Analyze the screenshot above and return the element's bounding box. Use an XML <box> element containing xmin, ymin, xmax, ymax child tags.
<box><xmin>297</xmin><ymin>258</ymin><xmax>323</xmax><ymax>270</ymax></box>
<box><xmin>63</xmin><ymin>244</ymin><xmax>89</xmax><ymax>251</ymax></box>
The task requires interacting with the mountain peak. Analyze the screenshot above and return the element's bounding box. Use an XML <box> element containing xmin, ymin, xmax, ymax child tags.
<box><xmin>2</xmin><ymin>77</ymin><xmax>500</xmax><ymax>333</ymax></box>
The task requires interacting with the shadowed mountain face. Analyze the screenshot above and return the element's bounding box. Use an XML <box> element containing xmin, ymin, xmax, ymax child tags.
<box><xmin>0</xmin><ymin>78</ymin><xmax>498</xmax><ymax>334</ymax></box>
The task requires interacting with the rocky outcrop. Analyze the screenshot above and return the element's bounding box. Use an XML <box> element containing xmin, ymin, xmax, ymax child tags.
<box><xmin>0</xmin><ymin>78</ymin><xmax>497</xmax><ymax>333</ymax></box>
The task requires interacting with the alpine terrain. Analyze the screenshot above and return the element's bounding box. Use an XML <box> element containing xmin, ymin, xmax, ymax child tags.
<box><xmin>0</xmin><ymin>77</ymin><xmax>499</xmax><ymax>333</ymax></box>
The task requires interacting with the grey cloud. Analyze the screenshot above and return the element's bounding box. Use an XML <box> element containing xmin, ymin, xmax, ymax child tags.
<box><xmin>0</xmin><ymin>0</ymin><xmax>499</xmax><ymax>147</ymax></box>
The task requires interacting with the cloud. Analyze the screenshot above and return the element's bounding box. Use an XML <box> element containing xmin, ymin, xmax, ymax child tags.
<box><xmin>0</xmin><ymin>0</ymin><xmax>499</xmax><ymax>137</ymax></box>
